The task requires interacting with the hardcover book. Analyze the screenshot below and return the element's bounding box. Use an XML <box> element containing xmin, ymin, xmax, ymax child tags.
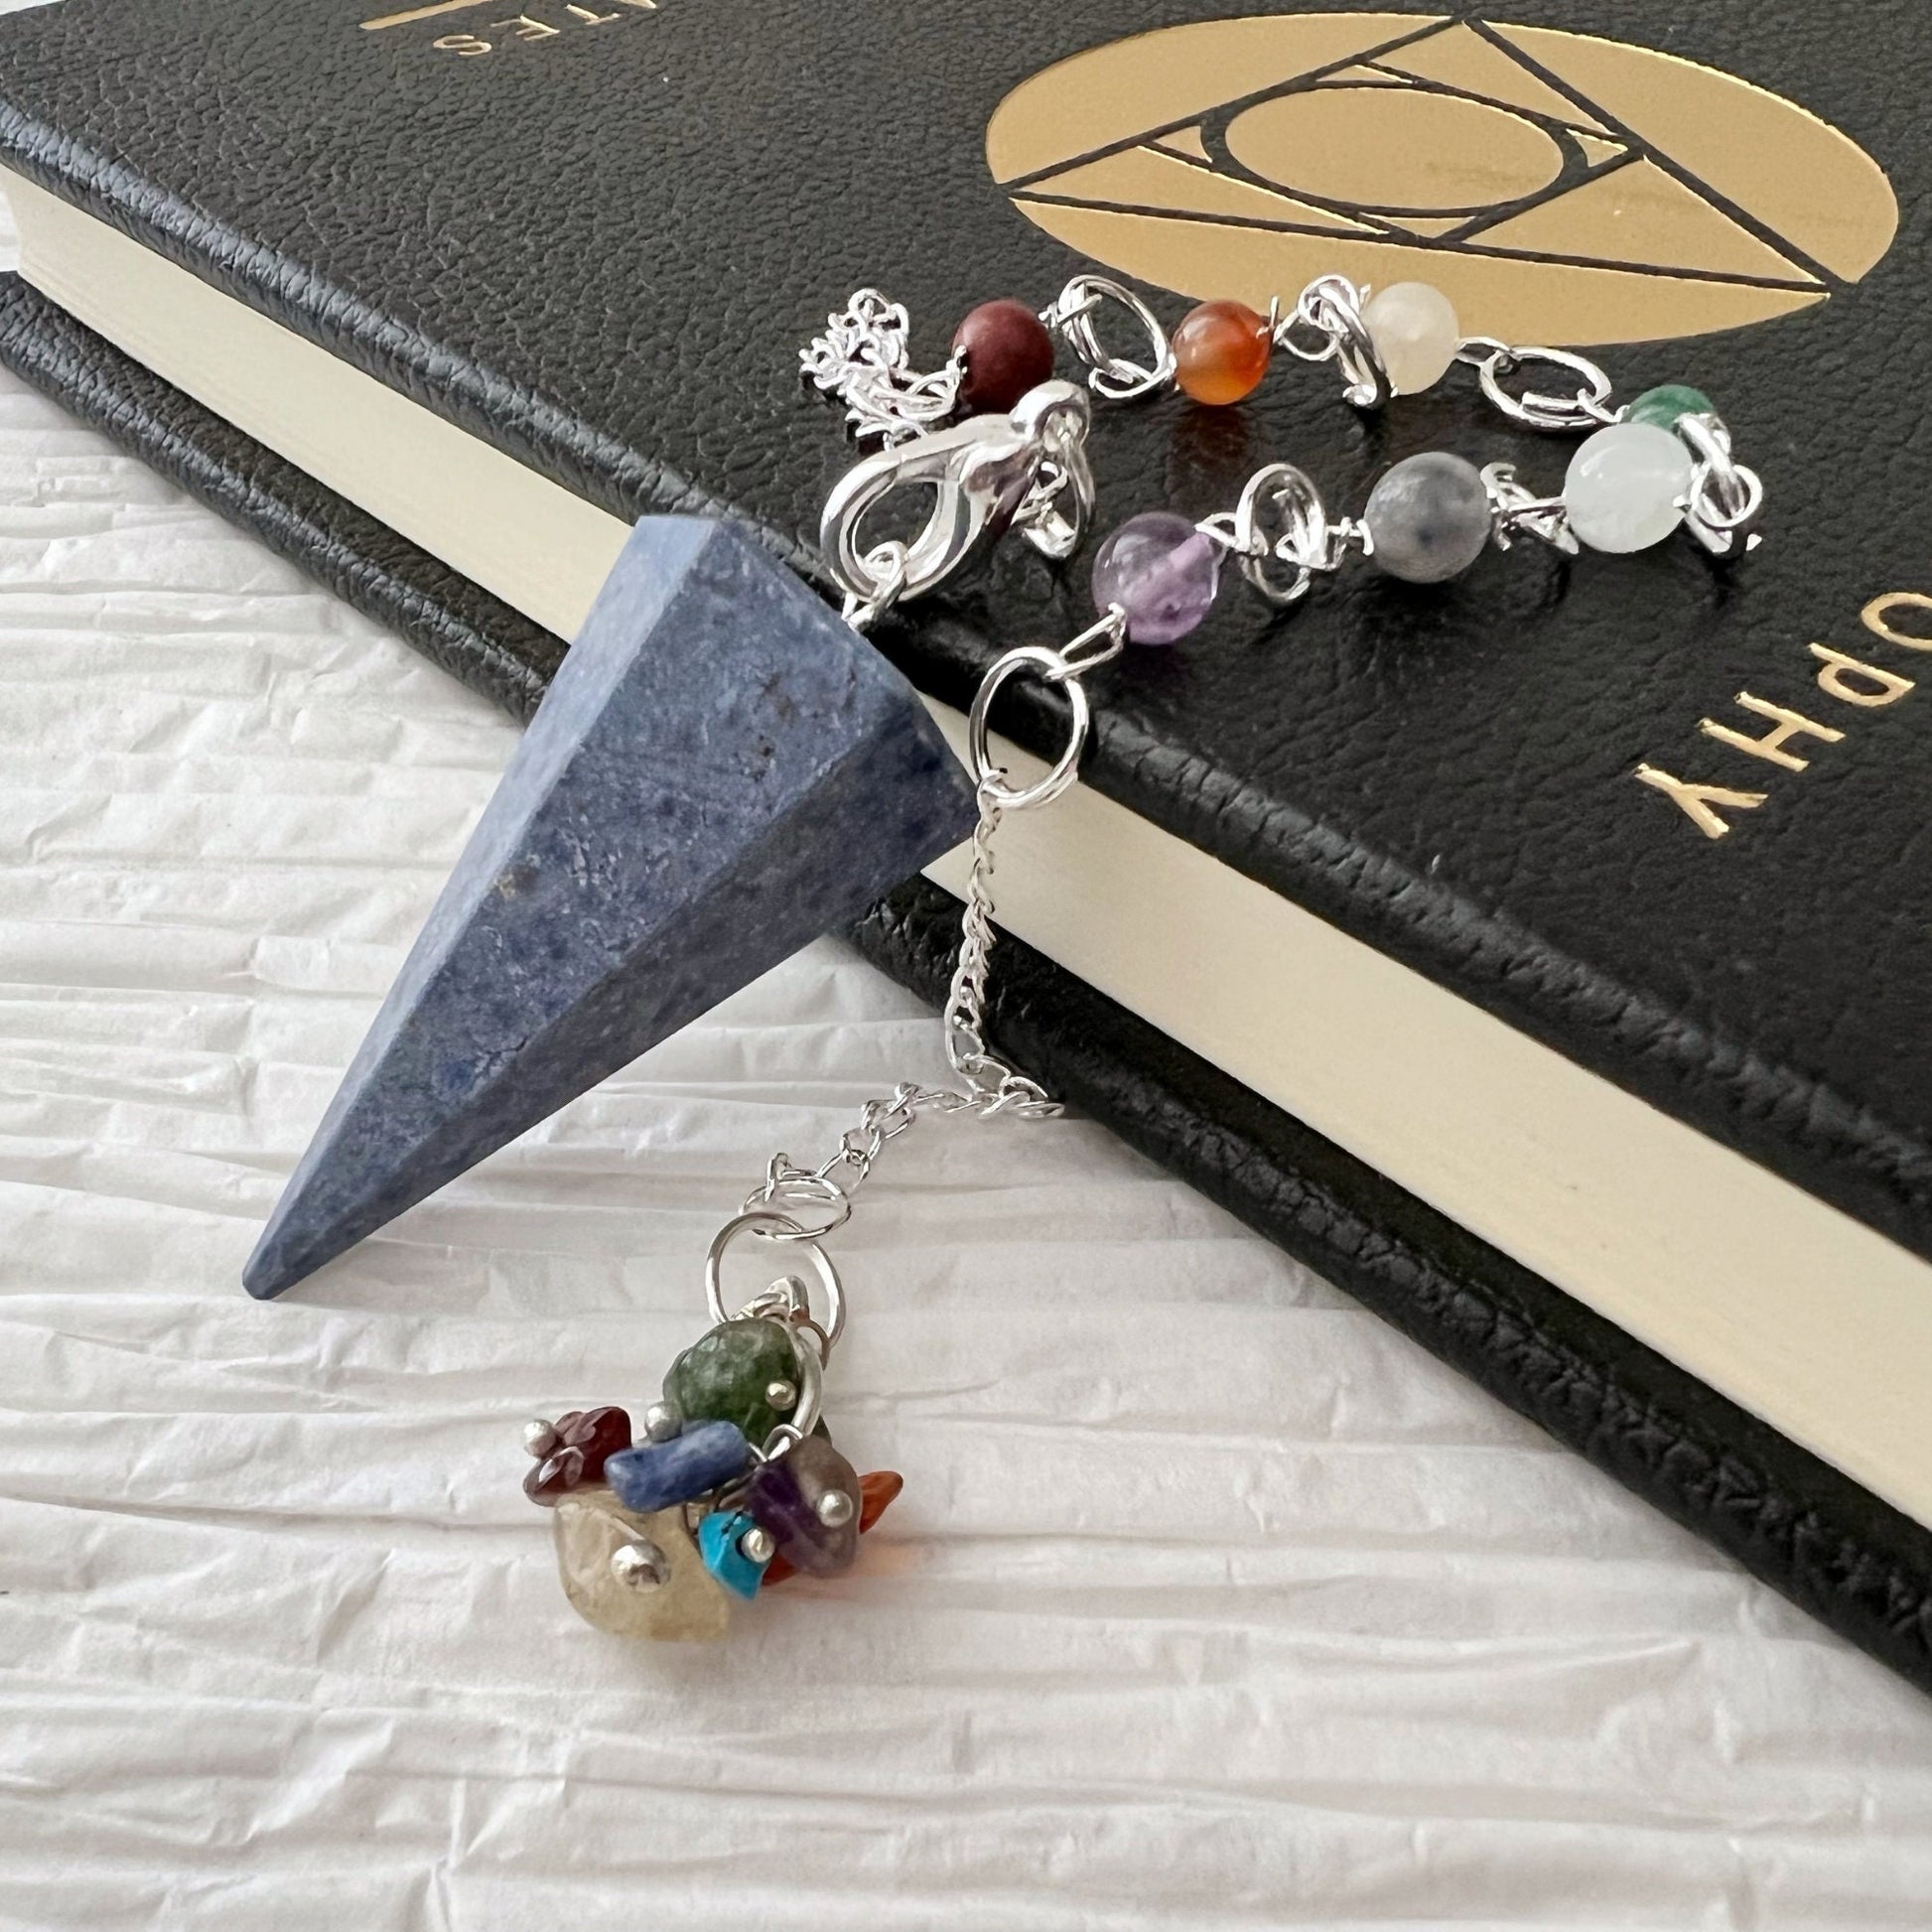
<box><xmin>2</xmin><ymin>1</ymin><xmax>1929</xmax><ymax>1688</ymax></box>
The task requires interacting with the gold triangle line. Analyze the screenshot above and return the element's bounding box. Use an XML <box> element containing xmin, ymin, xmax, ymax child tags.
<box><xmin>1030</xmin><ymin>153</ymin><xmax>1406</xmax><ymax>241</ymax></box>
<box><xmin>998</xmin><ymin>15</ymin><xmax>1455</xmax><ymax>194</ymax></box>
<box><xmin>360</xmin><ymin>0</ymin><xmax>492</xmax><ymax>29</ymax></box>
<box><xmin>1445</xmin><ymin>147</ymin><xmax>1642</xmax><ymax>244</ymax></box>
<box><xmin>1014</xmin><ymin>193</ymin><xmax>1827</xmax><ymax>292</ymax></box>
<box><xmin>1464</xmin><ymin>17</ymin><xmax>1840</xmax><ymax>286</ymax></box>
<box><xmin>1013</xmin><ymin>194</ymin><xmax>1418</xmax><ymax>252</ymax></box>
<box><xmin>1352</xmin><ymin>59</ymin><xmax>1626</xmax><ymax>147</ymax></box>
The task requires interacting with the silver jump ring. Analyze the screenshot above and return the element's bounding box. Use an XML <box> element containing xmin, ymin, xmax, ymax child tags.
<box><xmin>967</xmin><ymin>643</ymin><xmax>1091</xmax><ymax>811</ymax></box>
<box><xmin>741</xmin><ymin>1168</ymin><xmax>852</xmax><ymax>1240</ymax></box>
<box><xmin>704</xmin><ymin>1209</ymin><xmax>847</xmax><ymax>1355</ymax></box>
<box><xmin>779</xmin><ymin>1329</ymin><xmax>825</xmax><ymax>1442</ymax></box>
<box><xmin>1466</xmin><ymin>341</ymin><xmax>1617</xmax><ymax>432</ymax></box>
<box><xmin>1199</xmin><ymin>462</ymin><xmax>1335</xmax><ymax>605</ymax></box>
<box><xmin>1279</xmin><ymin>276</ymin><xmax>1389</xmax><ymax>408</ymax></box>
<box><xmin>1043</xmin><ymin>274</ymin><xmax>1176</xmax><ymax>403</ymax></box>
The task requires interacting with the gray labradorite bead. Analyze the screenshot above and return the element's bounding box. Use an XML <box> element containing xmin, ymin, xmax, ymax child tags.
<box><xmin>1364</xmin><ymin>453</ymin><xmax>1493</xmax><ymax>585</ymax></box>
<box><xmin>244</xmin><ymin>516</ymin><xmax>978</xmax><ymax>1300</ymax></box>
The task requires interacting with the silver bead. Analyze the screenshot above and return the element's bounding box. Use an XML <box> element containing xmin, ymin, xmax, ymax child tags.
<box><xmin>815</xmin><ymin>1487</ymin><xmax>856</xmax><ymax>1529</ymax></box>
<box><xmin>521</xmin><ymin>1419</ymin><xmax>560</xmax><ymax>1459</ymax></box>
<box><xmin>739</xmin><ymin>1524</ymin><xmax>776</xmax><ymax>1565</ymax></box>
<box><xmin>609</xmin><ymin>1539</ymin><xmax>670</xmax><ymax>1591</ymax></box>
<box><xmin>764</xmin><ymin>1378</ymin><xmax>799</xmax><ymax>1413</ymax></box>
<box><xmin>641</xmin><ymin>1400</ymin><xmax>683</xmax><ymax>1444</ymax></box>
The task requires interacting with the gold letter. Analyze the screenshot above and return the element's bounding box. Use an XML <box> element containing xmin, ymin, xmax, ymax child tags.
<box><xmin>492</xmin><ymin>11</ymin><xmax>560</xmax><ymax>37</ymax></box>
<box><xmin>1698</xmin><ymin>692</ymin><xmax>1844</xmax><ymax>771</ymax></box>
<box><xmin>433</xmin><ymin>30</ymin><xmax>491</xmax><ymax>51</ymax></box>
<box><xmin>1863</xmin><ymin>592</ymin><xmax>1932</xmax><ymax>650</ymax></box>
<box><xmin>1810</xmin><ymin>642</ymin><xmax>1915</xmax><ymax>707</ymax></box>
<box><xmin>1633</xmin><ymin>765</ymin><xmax>1769</xmax><ymax>840</ymax></box>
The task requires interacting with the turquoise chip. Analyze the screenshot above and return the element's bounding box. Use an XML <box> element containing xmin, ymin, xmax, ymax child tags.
<box><xmin>698</xmin><ymin>1508</ymin><xmax>770</xmax><ymax>1599</ymax></box>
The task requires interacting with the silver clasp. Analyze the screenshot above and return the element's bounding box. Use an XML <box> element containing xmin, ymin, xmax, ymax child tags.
<box><xmin>820</xmin><ymin>380</ymin><xmax>1094</xmax><ymax>626</ymax></box>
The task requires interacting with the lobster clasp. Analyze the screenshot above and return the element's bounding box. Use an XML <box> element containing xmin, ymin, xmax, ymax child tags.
<box><xmin>820</xmin><ymin>380</ymin><xmax>1094</xmax><ymax>625</ymax></box>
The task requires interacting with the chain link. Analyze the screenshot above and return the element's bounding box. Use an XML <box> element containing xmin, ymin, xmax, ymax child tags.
<box><xmin>742</xmin><ymin>628</ymin><xmax>1116</xmax><ymax>1237</ymax></box>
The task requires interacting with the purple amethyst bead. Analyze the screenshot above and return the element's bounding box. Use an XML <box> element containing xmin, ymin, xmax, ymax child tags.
<box><xmin>745</xmin><ymin>1436</ymin><xmax>862</xmax><ymax>1577</ymax></box>
<box><xmin>1091</xmin><ymin>511</ymin><xmax>1222</xmax><ymax>644</ymax></box>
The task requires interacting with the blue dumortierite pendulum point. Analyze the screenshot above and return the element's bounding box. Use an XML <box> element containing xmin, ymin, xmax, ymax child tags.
<box><xmin>244</xmin><ymin>516</ymin><xmax>978</xmax><ymax>1299</ymax></box>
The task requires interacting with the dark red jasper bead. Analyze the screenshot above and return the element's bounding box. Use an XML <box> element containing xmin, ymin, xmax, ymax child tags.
<box><xmin>523</xmin><ymin>1445</ymin><xmax>585</xmax><ymax>1505</ymax></box>
<box><xmin>552</xmin><ymin>1405</ymin><xmax>631</xmax><ymax>1482</ymax></box>
<box><xmin>952</xmin><ymin>299</ymin><xmax>1056</xmax><ymax>415</ymax></box>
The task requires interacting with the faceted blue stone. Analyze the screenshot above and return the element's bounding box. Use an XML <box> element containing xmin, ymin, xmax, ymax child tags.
<box><xmin>243</xmin><ymin>516</ymin><xmax>977</xmax><ymax>1298</ymax></box>
<box><xmin>607</xmin><ymin>1420</ymin><xmax>752</xmax><ymax>1514</ymax></box>
<box><xmin>698</xmin><ymin>1508</ymin><xmax>770</xmax><ymax>1599</ymax></box>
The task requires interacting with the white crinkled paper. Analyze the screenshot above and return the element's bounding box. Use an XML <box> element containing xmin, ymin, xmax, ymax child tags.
<box><xmin>0</xmin><ymin>285</ymin><xmax>1929</xmax><ymax>1929</ymax></box>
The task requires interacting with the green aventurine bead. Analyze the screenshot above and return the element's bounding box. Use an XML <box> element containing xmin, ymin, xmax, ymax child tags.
<box><xmin>1626</xmin><ymin>383</ymin><xmax>1715</xmax><ymax>431</ymax></box>
<box><xmin>664</xmin><ymin>1317</ymin><xmax>800</xmax><ymax>1443</ymax></box>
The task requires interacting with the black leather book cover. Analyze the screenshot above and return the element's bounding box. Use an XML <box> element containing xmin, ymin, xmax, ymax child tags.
<box><xmin>5</xmin><ymin>271</ymin><xmax>1926</xmax><ymax>1694</ymax></box>
<box><xmin>0</xmin><ymin>0</ymin><xmax>1927</xmax><ymax>1268</ymax></box>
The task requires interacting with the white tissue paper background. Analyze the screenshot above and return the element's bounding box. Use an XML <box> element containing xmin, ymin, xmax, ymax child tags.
<box><xmin>1</xmin><ymin>286</ymin><xmax>1930</xmax><ymax>1932</ymax></box>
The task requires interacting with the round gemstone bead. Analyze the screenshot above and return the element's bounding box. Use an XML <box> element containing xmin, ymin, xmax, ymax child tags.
<box><xmin>664</xmin><ymin>1317</ymin><xmax>799</xmax><ymax>1443</ymax></box>
<box><xmin>951</xmin><ymin>299</ymin><xmax>1056</xmax><ymax>414</ymax></box>
<box><xmin>1091</xmin><ymin>510</ymin><xmax>1222</xmax><ymax>644</ymax></box>
<box><xmin>1361</xmin><ymin>281</ymin><xmax>1460</xmax><ymax>395</ymax></box>
<box><xmin>1364</xmin><ymin>452</ymin><xmax>1493</xmax><ymax>584</ymax></box>
<box><xmin>1173</xmin><ymin>298</ymin><xmax>1273</xmax><ymax>405</ymax></box>
<box><xmin>1563</xmin><ymin>422</ymin><xmax>1695</xmax><ymax>553</ymax></box>
<box><xmin>1624</xmin><ymin>383</ymin><xmax>1715</xmax><ymax>431</ymax></box>
<box><xmin>745</xmin><ymin>1435</ymin><xmax>863</xmax><ymax>1577</ymax></box>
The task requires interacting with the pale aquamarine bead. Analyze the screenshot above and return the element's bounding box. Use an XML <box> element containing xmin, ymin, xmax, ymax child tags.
<box><xmin>1563</xmin><ymin>423</ymin><xmax>1695</xmax><ymax>553</ymax></box>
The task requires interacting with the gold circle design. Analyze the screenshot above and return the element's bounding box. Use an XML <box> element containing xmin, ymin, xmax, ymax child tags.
<box><xmin>1227</xmin><ymin>86</ymin><xmax>1563</xmax><ymax>214</ymax></box>
<box><xmin>986</xmin><ymin>13</ymin><xmax>1896</xmax><ymax>348</ymax></box>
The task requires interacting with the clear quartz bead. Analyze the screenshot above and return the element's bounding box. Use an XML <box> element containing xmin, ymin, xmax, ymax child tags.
<box><xmin>552</xmin><ymin>1488</ymin><xmax>731</xmax><ymax>1640</ymax></box>
<box><xmin>1362</xmin><ymin>282</ymin><xmax>1460</xmax><ymax>395</ymax></box>
<box><xmin>1563</xmin><ymin>423</ymin><xmax>1695</xmax><ymax>554</ymax></box>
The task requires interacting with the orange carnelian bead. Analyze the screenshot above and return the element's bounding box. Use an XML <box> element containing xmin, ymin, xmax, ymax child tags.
<box><xmin>1173</xmin><ymin>299</ymin><xmax>1273</xmax><ymax>406</ymax></box>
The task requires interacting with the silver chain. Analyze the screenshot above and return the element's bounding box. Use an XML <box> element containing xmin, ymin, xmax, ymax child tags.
<box><xmin>742</xmin><ymin>612</ymin><xmax>1125</xmax><ymax>1240</ymax></box>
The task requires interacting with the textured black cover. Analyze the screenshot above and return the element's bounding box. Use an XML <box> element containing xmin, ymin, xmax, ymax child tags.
<box><xmin>0</xmin><ymin>0</ymin><xmax>1929</xmax><ymax>1261</ymax></box>
<box><xmin>5</xmin><ymin>273</ymin><xmax>1927</xmax><ymax>1696</ymax></box>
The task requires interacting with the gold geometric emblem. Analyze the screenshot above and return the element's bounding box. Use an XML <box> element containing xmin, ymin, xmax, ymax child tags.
<box><xmin>987</xmin><ymin>14</ymin><xmax>1896</xmax><ymax>346</ymax></box>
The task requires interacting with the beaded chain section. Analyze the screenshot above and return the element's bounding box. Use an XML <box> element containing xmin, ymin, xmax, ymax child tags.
<box><xmin>525</xmin><ymin>259</ymin><xmax>1763</xmax><ymax>1640</ymax></box>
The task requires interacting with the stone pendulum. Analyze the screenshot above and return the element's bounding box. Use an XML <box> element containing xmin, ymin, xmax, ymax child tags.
<box><xmin>243</xmin><ymin>515</ymin><xmax>977</xmax><ymax>1300</ymax></box>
